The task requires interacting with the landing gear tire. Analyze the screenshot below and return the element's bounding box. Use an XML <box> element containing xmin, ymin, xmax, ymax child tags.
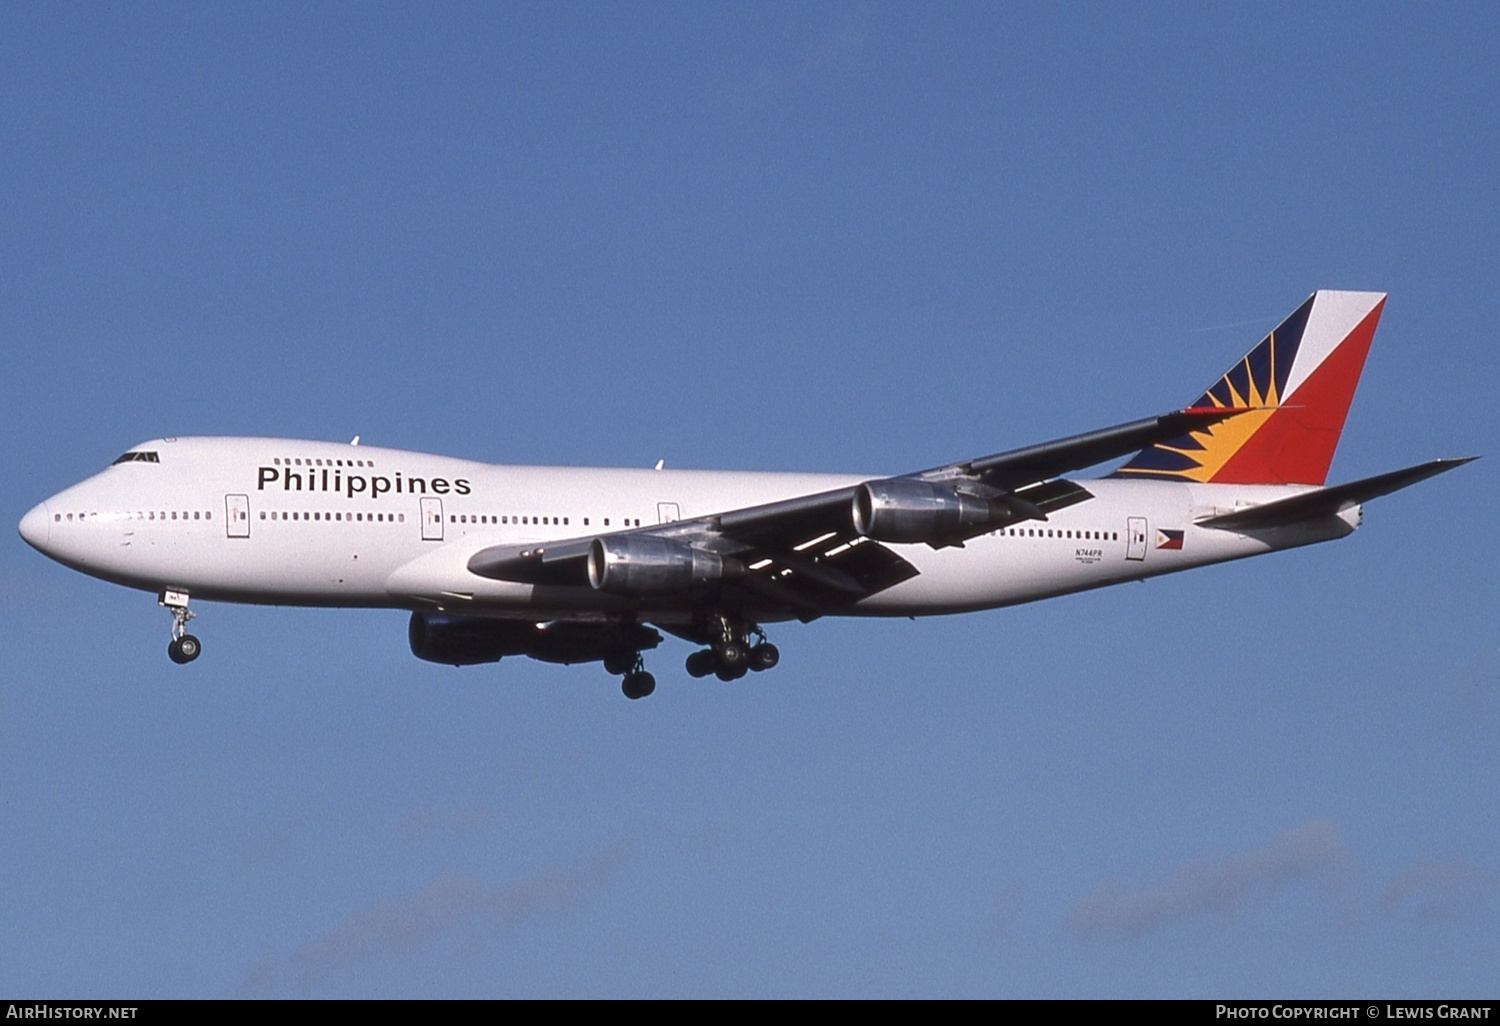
<box><xmin>603</xmin><ymin>651</ymin><xmax>636</xmax><ymax>676</ymax></box>
<box><xmin>713</xmin><ymin>640</ymin><xmax>747</xmax><ymax>671</ymax></box>
<box><xmin>749</xmin><ymin>642</ymin><xmax>779</xmax><ymax>672</ymax></box>
<box><xmin>698</xmin><ymin>615</ymin><xmax>780</xmax><ymax>683</ymax></box>
<box><xmin>161</xmin><ymin>591</ymin><xmax>199</xmax><ymax>664</ymax></box>
<box><xmin>168</xmin><ymin>634</ymin><xmax>202</xmax><ymax>664</ymax></box>
<box><xmin>622</xmin><ymin>670</ymin><xmax>656</xmax><ymax>700</ymax></box>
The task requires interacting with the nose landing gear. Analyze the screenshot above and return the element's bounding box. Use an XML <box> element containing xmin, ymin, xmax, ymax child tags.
<box><xmin>160</xmin><ymin>590</ymin><xmax>201</xmax><ymax>664</ymax></box>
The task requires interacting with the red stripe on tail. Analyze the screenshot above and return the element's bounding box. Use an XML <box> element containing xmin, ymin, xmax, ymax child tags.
<box><xmin>1212</xmin><ymin>298</ymin><xmax>1383</xmax><ymax>485</ymax></box>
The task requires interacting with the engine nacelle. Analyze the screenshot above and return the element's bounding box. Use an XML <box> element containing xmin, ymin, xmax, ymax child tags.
<box><xmin>408</xmin><ymin>612</ymin><xmax>661</xmax><ymax>666</ymax></box>
<box><xmin>852</xmin><ymin>478</ymin><xmax>1002</xmax><ymax>544</ymax></box>
<box><xmin>587</xmin><ymin>535</ymin><xmax>724</xmax><ymax>594</ymax></box>
<box><xmin>408</xmin><ymin>611</ymin><xmax>517</xmax><ymax>665</ymax></box>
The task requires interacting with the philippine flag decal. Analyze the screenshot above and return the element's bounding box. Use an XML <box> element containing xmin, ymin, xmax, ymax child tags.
<box><xmin>1156</xmin><ymin>529</ymin><xmax>1184</xmax><ymax>550</ymax></box>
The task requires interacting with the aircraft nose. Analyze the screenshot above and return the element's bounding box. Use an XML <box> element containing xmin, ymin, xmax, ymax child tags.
<box><xmin>18</xmin><ymin>501</ymin><xmax>51</xmax><ymax>551</ymax></box>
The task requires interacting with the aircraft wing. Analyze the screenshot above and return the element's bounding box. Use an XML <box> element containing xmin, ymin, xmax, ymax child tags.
<box><xmin>468</xmin><ymin>406</ymin><xmax>1245</xmax><ymax>616</ymax></box>
<box><xmin>911</xmin><ymin>407</ymin><xmax>1247</xmax><ymax>489</ymax></box>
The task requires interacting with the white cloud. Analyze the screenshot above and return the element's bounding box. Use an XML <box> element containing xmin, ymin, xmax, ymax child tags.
<box><xmin>246</xmin><ymin>842</ymin><xmax>629</xmax><ymax>992</ymax></box>
<box><xmin>1376</xmin><ymin>859</ymin><xmax>1490</xmax><ymax>924</ymax></box>
<box><xmin>1068</xmin><ymin>820</ymin><xmax>1353</xmax><ymax>939</ymax></box>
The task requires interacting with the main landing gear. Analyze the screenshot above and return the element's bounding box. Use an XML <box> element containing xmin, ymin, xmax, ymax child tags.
<box><xmin>160</xmin><ymin>590</ymin><xmax>201</xmax><ymax>664</ymax></box>
<box><xmin>603</xmin><ymin>617</ymin><xmax>780</xmax><ymax>699</ymax></box>
<box><xmin>684</xmin><ymin>617</ymin><xmax>778</xmax><ymax>682</ymax></box>
<box><xmin>604</xmin><ymin>650</ymin><xmax>656</xmax><ymax>700</ymax></box>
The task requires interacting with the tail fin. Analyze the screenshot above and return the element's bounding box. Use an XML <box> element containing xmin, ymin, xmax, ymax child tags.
<box><xmin>1114</xmin><ymin>290</ymin><xmax>1386</xmax><ymax>485</ymax></box>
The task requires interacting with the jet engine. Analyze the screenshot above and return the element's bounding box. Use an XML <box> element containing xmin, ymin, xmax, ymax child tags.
<box><xmin>408</xmin><ymin>611</ymin><xmax>516</xmax><ymax>665</ymax></box>
<box><xmin>408</xmin><ymin>612</ymin><xmax>661</xmax><ymax>666</ymax></box>
<box><xmin>852</xmin><ymin>478</ymin><xmax>1006</xmax><ymax>544</ymax></box>
<box><xmin>587</xmin><ymin>535</ymin><xmax>725</xmax><ymax>595</ymax></box>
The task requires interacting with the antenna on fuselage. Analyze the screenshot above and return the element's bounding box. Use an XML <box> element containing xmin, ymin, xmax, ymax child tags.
<box><xmin>654</xmin><ymin>459</ymin><xmax>664</xmax><ymax>470</ymax></box>
<box><xmin>350</xmin><ymin>435</ymin><xmax>361</xmax><ymax>446</ymax></box>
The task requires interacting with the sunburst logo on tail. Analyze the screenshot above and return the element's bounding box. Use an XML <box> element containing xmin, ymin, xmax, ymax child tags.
<box><xmin>1116</xmin><ymin>296</ymin><xmax>1312</xmax><ymax>482</ymax></box>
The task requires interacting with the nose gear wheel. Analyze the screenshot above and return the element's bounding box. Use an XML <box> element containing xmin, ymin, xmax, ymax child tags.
<box><xmin>160</xmin><ymin>591</ymin><xmax>201</xmax><ymax>664</ymax></box>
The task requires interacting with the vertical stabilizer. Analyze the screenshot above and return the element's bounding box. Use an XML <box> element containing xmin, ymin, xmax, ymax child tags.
<box><xmin>1114</xmin><ymin>290</ymin><xmax>1386</xmax><ymax>485</ymax></box>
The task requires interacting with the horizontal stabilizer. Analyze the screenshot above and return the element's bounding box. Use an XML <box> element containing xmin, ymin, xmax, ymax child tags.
<box><xmin>1196</xmin><ymin>457</ymin><xmax>1477</xmax><ymax>530</ymax></box>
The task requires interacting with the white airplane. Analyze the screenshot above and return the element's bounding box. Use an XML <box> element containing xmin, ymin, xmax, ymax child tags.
<box><xmin>18</xmin><ymin>290</ymin><xmax>1473</xmax><ymax>698</ymax></box>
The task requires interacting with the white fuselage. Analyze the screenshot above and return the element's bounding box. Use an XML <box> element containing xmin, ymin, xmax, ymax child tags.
<box><xmin>19</xmin><ymin>437</ymin><xmax>1358</xmax><ymax>625</ymax></box>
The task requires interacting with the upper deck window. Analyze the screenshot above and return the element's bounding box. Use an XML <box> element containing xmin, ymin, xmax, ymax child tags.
<box><xmin>111</xmin><ymin>451</ymin><xmax>160</xmax><ymax>465</ymax></box>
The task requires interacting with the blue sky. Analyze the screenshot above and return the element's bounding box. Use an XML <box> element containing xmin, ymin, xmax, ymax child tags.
<box><xmin>2</xmin><ymin>2</ymin><xmax>1495</xmax><ymax>997</ymax></box>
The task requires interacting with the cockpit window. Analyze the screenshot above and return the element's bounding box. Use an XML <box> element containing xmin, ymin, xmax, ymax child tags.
<box><xmin>111</xmin><ymin>451</ymin><xmax>160</xmax><ymax>465</ymax></box>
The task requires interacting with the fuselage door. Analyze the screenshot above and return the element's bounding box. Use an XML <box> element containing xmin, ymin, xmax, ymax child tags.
<box><xmin>225</xmin><ymin>494</ymin><xmax>251</xmax><ymax>538</ymax></box>
<box><xmin>421</xmin><ymin>497</ymin><xmax>444</xmax><ymax>541</ymax></box>
<box><xmin>1126</xmin><ymin>516</ymin><xmax>1147</xmax><ymax>561</ymax></box>
<box><xmin>657</xmin><ymin>502</ymin><xmax>681</xmax><ymax>524</ymax></box>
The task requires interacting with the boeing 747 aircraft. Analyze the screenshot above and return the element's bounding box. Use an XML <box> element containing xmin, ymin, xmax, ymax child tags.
<box><xmin>18</xmin><ymin>291</ymin><xmax>1473</xmax><ymax>698</ymax></box>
